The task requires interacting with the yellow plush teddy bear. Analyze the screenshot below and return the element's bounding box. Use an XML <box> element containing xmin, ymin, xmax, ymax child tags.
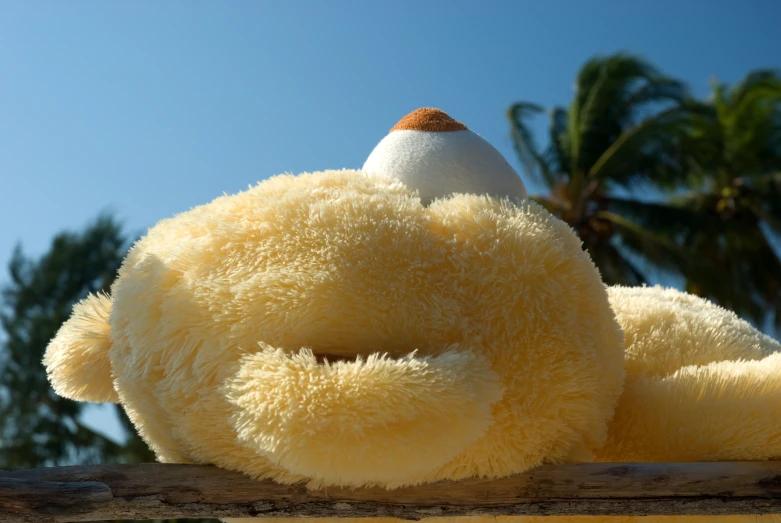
<box><xmin>44</xmin><ymin>108</ymin><xmax>781</xmax><ymax>523</ymax></box>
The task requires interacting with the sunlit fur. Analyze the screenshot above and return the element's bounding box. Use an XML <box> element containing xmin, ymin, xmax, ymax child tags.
<box><xmin>488</xmin><ymin>287</ymin><xmax>781</xmax><ymax>523</ymax></box>
<box><xmin>44</xmin><ymin>292</ymin><xmax>118</xmax><ymax>403</ymax></box>
<box><xmin>232</xmin><ymin>286</ymin><xmax>781</xmax><ymax>523</ymax></box>
<box><xmin>600</xmin><ymin>285</ymin><xmax>781</xmax><ymax>463</ymax></box>
<box><xmin>44</xmin><ymin>169</ymin><xmax>624</xmax><ymax>491</ymax></box>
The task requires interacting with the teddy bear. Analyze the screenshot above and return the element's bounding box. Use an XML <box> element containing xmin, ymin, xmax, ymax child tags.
<box><xmin>43</xmin><ymin>108</ymin><xmax>781</xmax><ymax>523</ymax></box>
<box><xmin>43</xmin><ymin>107</ymin><xmax>625</xmax><ymax>489</ymax></box>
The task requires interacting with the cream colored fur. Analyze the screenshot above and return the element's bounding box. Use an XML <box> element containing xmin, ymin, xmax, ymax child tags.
<box><xmin>44</xmin><ymin>169</ymin><xmax>624</xmax><ymax>491</ymax></box>
<box><xmin>226</xmin><ymin>346</ymin><xmax>502</xmax><ymax>486</ymax></box>
<box><xmin>491</xmin><ymin>286</ymin><xmax>781</xmax><ymax>523</ymax></box>
<box><xmin>43</xmin><ymin>169</ymin><xmax>781</xmax><ymax>523</ymax></box>
<box><xmin>43</xmin><ymin>292</ymin><xmax>118</xmax><ymax>403</ymax></box>
<box><xmin>600</xmin><ymin>285</ymin><xmax>781</xmax><ymax>463</ymax></box>
<box><xmin>234</xmin><ymin>286</ymin><xmax>781</xmax><ymax>523</ymax></box>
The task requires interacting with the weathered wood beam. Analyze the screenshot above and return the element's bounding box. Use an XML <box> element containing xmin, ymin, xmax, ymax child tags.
<box><xmin>2</xmin><ymin>461</ymin><xmax>781</xmax><ymax>522</ymax></box>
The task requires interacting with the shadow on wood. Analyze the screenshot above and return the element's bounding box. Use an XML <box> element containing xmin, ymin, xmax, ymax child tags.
<box><xmin>2</xmin><ymin>461</ymin><xmax>781</xmax><ymax>522</ymax></box>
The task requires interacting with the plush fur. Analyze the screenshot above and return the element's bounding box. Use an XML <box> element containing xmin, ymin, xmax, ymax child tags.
<box><xmin>496</xmin><ymin>286</ymin><xmax>781</xmax><ymax>523</ymax></box>
<box><xmin>600</xmin><ymin>285</ymin><xmax>781</xmax><ymax>463</ymax></box>
<box><xmin>44</xmin><ymin>168</ymin><xmax>624</xmax><ymax>491</ymax></box>
<box><xmin>44</xmin><ymin>292</ymin><xmax>118</xmax><ymax>403</ymax></box>
<box><xmin>44</xmin><ymin>163</ymin><xmax>781</xmax><ymax>523</ymax></box>
<box><xmin>230</xmin><ymin>285</ymin><xmax>781</xmax><ymax>523</ymax></box>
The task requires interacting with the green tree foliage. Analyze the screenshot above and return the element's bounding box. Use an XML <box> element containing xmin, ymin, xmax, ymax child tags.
<box><xmin>1</xmin><ymin>54</ymin><xmax>779</xmax><ymax>523</ymax></box>
<box><xmin>669</xmin><ymin>71</ymin><xmax>781</xmax><ymax>327</ymax></box>
<box><xmin>0</xmin><ymin>213</ymin><xmax>216</xmax><ymax>522</ymax></box>
<box><xmin>508</xmin><ymin>53</ymin><xmax>707</xmax><ymax>285</ymax></box>
<box><xmin>507</xmin><ymin>53</ymin><xmax>781</xmax><ymax>328</ymax></box>
<box><xmin>0</xmin><ymin>214</ymin><xmax>137</xmax><ymax>467</ymax></box>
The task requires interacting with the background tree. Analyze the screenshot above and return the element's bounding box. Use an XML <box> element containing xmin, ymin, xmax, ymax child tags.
<box><xmin>0</xmin><ymin>213</ymin><xmax>217</xmax><ymax>523</ymax></box>
<box><xmin>0</xmin><ymin>214</ymin><xmax>135</xmax><ymax>467</ymax></box>
<box><xmin>507</xmin><ymin>52</ymin><xmax>780</xmax><ymax>329</ymax></box>
<box><xmin>507</xmin><ymin>52</ymin><xmax>705</xmax><ymax>285</ymax></box>
<box><xmin>669</xmin><ymin>70</ymin><xmax>781</xmax><ymax>328</ymax></box>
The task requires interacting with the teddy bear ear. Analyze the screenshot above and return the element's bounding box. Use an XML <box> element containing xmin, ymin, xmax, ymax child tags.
<box><xmin>43</xmin><ymin>292</ymin><xmax>119</xmax><ymax>403</ymax></box>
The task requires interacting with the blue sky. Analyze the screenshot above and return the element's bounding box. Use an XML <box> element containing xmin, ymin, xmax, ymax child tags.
<box><xmin>3</xmin><ymin>1</ymin><xmax>781</xmax><ymax>443</ymax></box>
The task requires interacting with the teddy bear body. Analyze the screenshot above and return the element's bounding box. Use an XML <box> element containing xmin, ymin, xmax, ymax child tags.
<box><xmin>43</xmin><ymin>108</ymin><xmax>781</xmax><ymax>523</ymax></box>
<box><xmin>46</xmin><ymin>168</ymin><xmax>625</xmax><ymax>490</ymax></box>
<box><xmin>228</xmin><ymin>282</ymin><xmax>781</xmax><ymax>523</ymax></box>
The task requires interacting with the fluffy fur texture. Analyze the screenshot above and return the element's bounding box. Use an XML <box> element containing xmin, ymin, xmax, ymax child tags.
<box><xmin>473</xmin><ymin>286</ymin><xmax>781</xmax><ymax>523</ymax></box>
<box><xmin>43</xmin><ymin>292</ymin><xmax>118</xmax><ymax>403</ymax></box>
<box><xmin>44</xmin><ymin>168</ymin><xmax>624</xmax><ymax>490</ymax></box>
<box><xmin>43</xmin><ymin>167</ymin><xmax>781</xmax><ymax>523</ymax></box>
<box><xmin>226</xmin><ymin>346</ymin><xmax>502</xmax><ymax>485</ymax></box>
<box><xmin>236</xmin><ymin>286</ymin><xmax>781</xmax><ymax>523</ymax></box>
<box><xmin>599</xmin><ymin>285</ymin><xmax>781</xmax><ymax>463</ymax></box>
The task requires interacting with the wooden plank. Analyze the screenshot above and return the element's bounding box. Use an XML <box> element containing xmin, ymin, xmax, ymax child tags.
<box><xmin>1</xmin><ymin>461</ymin><xmax>781</xmax><ymax>522</ymax></box>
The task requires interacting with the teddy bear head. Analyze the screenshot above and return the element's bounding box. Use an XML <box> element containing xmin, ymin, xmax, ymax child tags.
<box><xmin>44</xmin><ymin>108</ymin><xmax>625</xmax><ymax>489</ymax></box>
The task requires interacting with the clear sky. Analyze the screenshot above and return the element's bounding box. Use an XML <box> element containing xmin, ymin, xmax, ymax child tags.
<box><xmin>3</xmin><ymin>0</ymin><xmax>781</xmax><ymax>444</ymax></box>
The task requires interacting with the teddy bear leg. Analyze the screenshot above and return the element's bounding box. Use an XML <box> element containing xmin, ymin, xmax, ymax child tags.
<box><xmin>601</xmin><ymin>285</ymin><xmax>781</xmax><ymax>462</ymax></box>
<box><xmin>599</xmin><ymin>352</ymin><xmax>781</xmax><ymax>462</ymax></box>
<box><xmin>43</xmin><ymin>292</ymin><xmax>119</xmax><ymax>403</ymax></box>
<box><xmin>223</xmin><ymin>343</ymin><xmax>503</xmax><ymax>488</ymax></box>
<box><xmin>585</xmin><ymin>285</ymin><xmax>781</xmax><ymax>523</ymax></box>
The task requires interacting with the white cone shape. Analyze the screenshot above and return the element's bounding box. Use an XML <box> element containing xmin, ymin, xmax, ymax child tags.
<box><xmin>363</xmin><ymin>108</ymin><xmax>527</xmax><ymax>204</ymax></box>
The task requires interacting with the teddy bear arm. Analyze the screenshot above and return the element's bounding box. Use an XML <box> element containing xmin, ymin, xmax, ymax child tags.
<box><xmin>43</xmin><ymin>292</ymin><xmax>119</xmax><ymax>403</ymax></box>
<box><xmin>223</xmin><ymin>343</ymin><xmax>504</xmax><ymax>489</ymax></box>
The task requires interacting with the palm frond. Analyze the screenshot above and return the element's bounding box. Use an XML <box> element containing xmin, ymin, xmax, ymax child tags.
<box><xmin>594</xmin><ymin>210</ymin><xmax>713</xmax><ymax>279</ymax></box>
<box><xmin>698</xmin><ymin>70</ymin><xmax>781</xmax><ymax>178</ymax></box>
<box><xmin>529</xmin><ymin>194</ymin><xmax>564</xmax><ymax>215</ymax></box>
<box><xmin>730</xmin><ymin>69</ymin><xmax>781</xmax><ymax>108</ymax></box>
<box><xmin>699</xmin><ymin>221</ymin><xmax>781</xmax><ymax>328</ymax></box>
<box><xmin>752</xmin><ymin>171</ymin><xmax>781</xmax><ymax>234</ymax></box>
<box><xmin>587</xmin><ymin>241</ymin><xmax>647</xmax><ymax>286</ymax></box>
<box><xmin>622</xmin><ymin>76</ymin><xmax>689</xmax><ymax>118</ymax></box>
<box><xmin>650</xmin><ymin>187</ymin><xmax>781</xmax><ymax>327</ymax></box>
<box><xmin>546</xmin><ymin>107</ymin><xmax>571</xmax><ymax>176</ymax></box>
<box><xmin>506</xmin><ymin>102</ymin><xmax>557</xmax><ymax>188</ymax></box>
<box><xmin>601</xmin><ymin>195</ymin><xmax>718</xmax><ymax>241</ymax></box>
<box><xmin>588</xmin><ymin>102</ymin><xmax>715</xmax><ymax>189</ymax></box>
<box><xmin>569</xmin><ymin>52</ymin><xmax>691</xmax><ymax>172</ymax></box>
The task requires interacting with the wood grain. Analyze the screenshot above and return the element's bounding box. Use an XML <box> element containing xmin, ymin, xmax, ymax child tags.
<box><xmin>2</xmin><ymin>461</ymin><xmax>781</xmax><ymax>522</ymax></box>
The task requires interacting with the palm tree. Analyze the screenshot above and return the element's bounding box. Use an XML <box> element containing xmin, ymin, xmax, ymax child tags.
<box><xmin>507</xmin><ymin>52</ymin><xmax>711</xmax><ymax>286</ymax></box>
<box><xmin>669</xmin><ymin>70</ymin><xmax>781</xmax><ymax>327</ymax></box>
<box><xmin>508</xmin><ymin>54</ymin><xmax>781</xmax><ymax>328</ymax></box>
